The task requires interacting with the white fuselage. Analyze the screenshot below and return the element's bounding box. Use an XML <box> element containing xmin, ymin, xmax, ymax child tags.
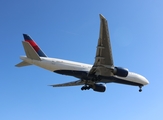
<box><xmin>20</xmin><ymin>56</ymin><xmax>149</xmax><ymax>86</ymax></box>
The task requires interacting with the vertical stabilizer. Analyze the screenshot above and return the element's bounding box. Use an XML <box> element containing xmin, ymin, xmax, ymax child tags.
<box><xmin>23</xmin><ymin>34</ymin><xmax>47</xmax><ymax>57</ymax></box>
<box><xmin>15</xmin><ymin>34</ymin><xmax>47</xmax><ymax>67</ymax></box>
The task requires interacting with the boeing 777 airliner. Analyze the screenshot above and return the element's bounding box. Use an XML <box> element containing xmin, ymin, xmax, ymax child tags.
<box><xmin>16</xmin><ymin>14</ymin><xmax>149</xmax><ymax>92</ymax></box>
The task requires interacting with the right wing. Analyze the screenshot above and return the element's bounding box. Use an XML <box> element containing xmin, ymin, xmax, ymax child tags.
<box><xmin>49</xmin><ymin>79</ymin><xmax>96</xmax><ymax>87</ymax></box>
<box><xmin>49</xmin><ymin>80</ymin><xmax>85</xmax><ymax>87</ymax></box>
<box><xmin>89</xmin><ymin>14</ymin><xmax>114</xmax><ymax>77</ymax></box>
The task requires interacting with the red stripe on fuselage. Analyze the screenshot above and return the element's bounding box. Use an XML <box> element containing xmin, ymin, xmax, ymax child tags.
<box><xmin>25</xmin><ymin>40</ymin><xmax>40</xmax><ymax>52</ymax></box>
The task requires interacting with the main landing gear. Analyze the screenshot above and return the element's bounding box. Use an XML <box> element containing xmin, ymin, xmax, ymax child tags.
<box><xmin>139</xmin><ymin>86</ymin><xmax>142</xmax><ymax>92</ymax></box>
<box><xmin>81</xmin><ymin>85</ymin><xmax>91</xmax><ymax>90</ymax></box>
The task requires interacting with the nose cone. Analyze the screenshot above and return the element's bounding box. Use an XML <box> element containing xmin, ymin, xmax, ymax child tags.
<box><xmin>141</xmin><ymin>75</ymin><xmax>149</xmax><ymax>85</ymax></box>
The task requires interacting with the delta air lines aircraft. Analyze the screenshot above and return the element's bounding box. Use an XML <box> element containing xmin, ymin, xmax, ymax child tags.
<box><xmin>16</xmin><ymin>14</ymin><xmax>149</xmax><ymax>92</ymax></box>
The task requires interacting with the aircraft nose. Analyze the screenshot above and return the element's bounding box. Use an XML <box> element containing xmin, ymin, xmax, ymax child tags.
<box><xmin>142</xmin><ymin>76</ymin><xmax>149</xmax><ymax>85</ymax></box>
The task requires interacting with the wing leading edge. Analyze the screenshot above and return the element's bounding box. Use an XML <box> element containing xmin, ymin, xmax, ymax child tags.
<box><xmin>89</xmin><ymin>14</ymin><xmax>114</xmax><ymax>76</ymax></box>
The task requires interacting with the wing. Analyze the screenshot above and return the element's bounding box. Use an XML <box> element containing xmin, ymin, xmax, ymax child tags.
<box><xmin>89</xmin><ymin>14</ymin><xmax>114</xmax><ymax>76</ymax></box>
<box><xmin>49</xmin><ymin>80</ymin><xmax>85</xmax><ymax>87</ymax></box>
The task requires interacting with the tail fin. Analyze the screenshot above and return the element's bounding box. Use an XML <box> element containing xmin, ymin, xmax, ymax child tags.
<box><xmin>15</xmin><ymin>34</ymin><xmax>47</xmax><ymax>67</ymax></box>
<box><xmin>23</xmin><ymin>34</ymin><xmax>47</xmax><ymax>57</ymax></box>
<box><xmin>22</xmin><ymin>41</ymin><xmax>41</xmax><ymax>60</ymax></box>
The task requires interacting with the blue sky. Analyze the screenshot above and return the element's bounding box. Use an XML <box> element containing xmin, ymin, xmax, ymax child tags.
<box><xmin>1</xmin><ymin>0</ymin><xmax>163</xmax><ymax>119</ymax></box>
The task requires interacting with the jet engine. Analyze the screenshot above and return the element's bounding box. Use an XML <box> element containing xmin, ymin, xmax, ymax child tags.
<box><xmin>113</xmin><ymin>67</ymin><xmax>128</xmax><ymax>77</ymax></box>
<box><xmin>92</xmin><ymin>84</ymin><xmax>106</xmax><ymax>92</ymax></box>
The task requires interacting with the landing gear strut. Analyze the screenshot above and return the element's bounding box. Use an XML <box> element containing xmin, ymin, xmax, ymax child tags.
<box><xmin>81</xmin><ymin>85</ymin><xmax>91</xmax><ymax>91</ymax></box>
<box><xmin>139</xmin><ymin>86</ymin><xmax>142</xmax><ymax>92</ymax></box>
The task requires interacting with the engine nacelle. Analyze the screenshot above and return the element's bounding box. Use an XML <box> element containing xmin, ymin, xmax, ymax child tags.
<box><xmin>113</xmin><ymin>67</ymin><xmax>128</xmax><ymax>77</ymax></box>
<box><xmin>92</xmin><ymin>84</ymin><xmax>106</xmax><ymax>92</ymax></box>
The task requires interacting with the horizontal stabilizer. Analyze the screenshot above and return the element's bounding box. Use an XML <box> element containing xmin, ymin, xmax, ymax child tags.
<box><xmin>49</xmin><ymin>80</ymin><xmax>85</xmax><ymax>87</ymax></box>
<box><xmin>15</xmin><ymin>61</ymin><xmax>31</xmax><ymax>67</ymax></box>
<box><xmin>22</xmin><ymin>41</ymin><xmax>41</xmax><ymax>60</ymax></box>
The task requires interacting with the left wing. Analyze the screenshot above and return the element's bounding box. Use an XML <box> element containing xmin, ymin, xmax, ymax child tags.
<box><xmin>89</xmin><ymin>14</ymin><xmax>114</xmax><ymax>77</ymax></box>
<box><xmin>50</xmin><ymin>80</ymin><xmax>85</xmax><ymax>87</ymax></box>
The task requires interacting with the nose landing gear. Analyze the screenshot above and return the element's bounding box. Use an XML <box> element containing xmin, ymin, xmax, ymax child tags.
<box><xmin>139</xmin><ymin>86</ymin><xmax>142</xmax><ymax>92</ymax></box>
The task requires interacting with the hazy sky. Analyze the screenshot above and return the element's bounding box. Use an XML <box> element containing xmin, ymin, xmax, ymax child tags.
<box><xmin>1</xmin><ymin>0</ymin><xmax>163</xmax><ymax>120</ymax></box>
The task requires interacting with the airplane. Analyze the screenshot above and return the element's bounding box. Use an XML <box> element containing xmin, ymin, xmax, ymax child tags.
<box><xmin>16</xmin><ymin>14</ymin><xmax>149</xmax><ymax>92</ymax></box>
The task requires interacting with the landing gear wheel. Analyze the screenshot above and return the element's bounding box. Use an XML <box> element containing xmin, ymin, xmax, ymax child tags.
<box><xmin>139</xmin><ymin>89</ymin><xmax>142</xmax><ymax>92</ymax></box>
<box><xmin>81</xmin><ymin>87</ymin><xmax>84</xmax><ymax>90</ymax></box>
<box><xmin>81</xmin><ymin>85</ymin><xmax>91</xmax><ymax>91</ymax></box>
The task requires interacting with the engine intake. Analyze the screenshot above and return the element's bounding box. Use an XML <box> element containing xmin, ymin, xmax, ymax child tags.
<box><xmin>92</xmin><ymin>84</ymin><xmax>106</xmax><ymax>92</ymax></box>
<box><xmin>113</xmin><ymin>67</ymin><xmax>128</xmax><ymax>77</ymax></box>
